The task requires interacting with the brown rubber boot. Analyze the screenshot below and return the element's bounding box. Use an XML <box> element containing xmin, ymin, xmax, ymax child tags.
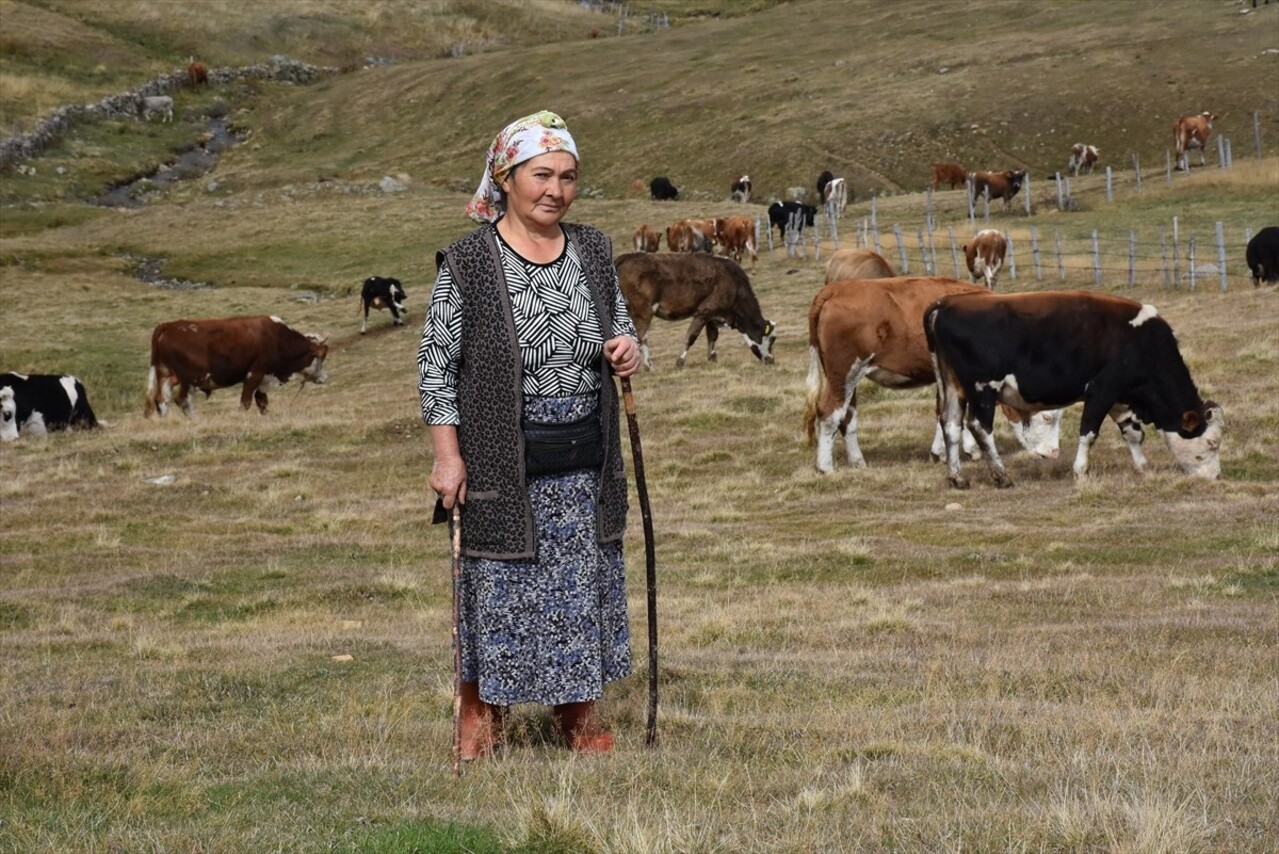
<box><xmin>553</xmin><ymin>700</ymin><xmax>614</xmax><ymax>754</ymax></box>
<box><xmin>458</xmin><ymin>681</ymin><xmax>503</xmax><ymax>760</ymax></box>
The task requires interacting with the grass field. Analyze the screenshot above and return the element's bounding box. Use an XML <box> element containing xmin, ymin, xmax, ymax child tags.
<box><xmin>2</xmin><ymin>1</ymin><xmax>1278</xmax><ymax>851</ymax></box>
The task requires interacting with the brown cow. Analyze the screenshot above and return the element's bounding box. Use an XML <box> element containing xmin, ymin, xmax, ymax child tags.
<box><xmin>971</xmin><ymin>169</ymin><xmax>1027</xmax><ymax>211</ymax></box>
<box><xmin>615</xmin><ymin>252</ymin><xmax>775</xmax><ymax>369</ymax></box>
<box><xmin>145</xmin><ymin>315</ymin><xmax>328</xmax><ymax>417</ymax></box>
<box><xmin>633</xmin><ymin>223</ymin><xmax>661</xmax><ymax>252</ymax></box>
<box><xmin>1174</xmin><ymin>112</ymin><xmax>1218</xmax><ymax>171</ymax></box>
<box><xmin>714</xmin><ymin>216</ymin><xmax>757</xmax><ymax>268</ymax></box>
<box><xmin>804</xmin><ymin>277</ymin><xmax>1059</xmax><ymax>472</ymax></box>
<box><xmin>930</xmin><ymin>162</ymin><xmax>968</xmax><ymax>190</ymax></box>
<box><xmin>187</xmin><ymin>59</ymin><xmax>209</xmax><ymax>89</ymax></box>
<box><xmin>963</xmin><ymin>229</ymin><xmax>1006</xmax><ymax>290</ymax></box>
<box><xmin>824</xmin><ymin>248</ymin><xmax>894</xmax><ymax>284</ymax></box>
<box><xmin>666</xmin><ymin>219</ymin><xmax>714</xmax><ymax>253</ymax></box>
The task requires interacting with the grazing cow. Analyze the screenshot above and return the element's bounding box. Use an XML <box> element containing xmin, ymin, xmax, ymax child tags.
<box><xmin>767</xmin><ymin>200</ymin><xmax>817</xmax><ymax>240</ymax></box>
<box><xmin>188</xmin><ymin>60</ymin><xmax>209</xmax><ymax>89</ymax></box>
<box><xmin>963</xmin><ymin>229</ymin><xmax>1007</xmax><ymax>290</ymax></box>
<box><xmin>1245</xmin><ymin>226</ymin><xmax>1279</xmax><ymax>286</ymax></box>
<box><xmin>971</xmin><ymin>170</ymin><xmax>1027</xmax><ymax>210</ymax></box>
<box><xmin>1174</xmin><ymin>112</ymin><xmax>1218</xmax><ymax>171</ymax></box>
<box><xmin>633</xmin><ymin>223</ymin><xmax>662</xmax><ymax>253</ymax></box>
<box><xmin>804</xmin><ymin>278</ymin><xmax>1060</xmax><ymax>472</ymax></box>
<box><xmin>730</xmin><ymin>175</ymin><xmax>752</xmax><ymax>203</ymax></box>
<box><xmin>930</xmin><ymin>162</ymin><xmax>968</xmax><ymax>190</ymax></box>
<box><xmin>666</xmin><ymin>219</ymin><xmax>713</xmax><ymax>253</ymax></box>
<box><xmin>816</xmin><ymin>170</ymin><xmax>834</xmax><ymax>200</ymax></box>
<box><xmin>0</xmin><ymin>373</ymin><xmax>99</xmax><ymax>441</ymax></box>
<box><xmin>1067</xmin><ymin>143</ymin><xmax>1099</xmax><ymax>176</ymax></box>
<box><xmin>139</xmin><ymin>95</ymin><xmax>174</xmax><ymax>123</ymax></box>
<box><xmin>926</xmin><ymin>291</ymin><xmax>1224</xmax><ymax>488</ymax></box>
<box><xmin>650</xmin><ymin>176</ymin><xmax>679</xmax><ymax>200</ymax></box>
<box><xmin>615</xmin><ymin>252</ymin><xmax>776</xmax><ymax>369</ymax></box>
<box><xmin>822</xmin><ymin>177</ymin><xmax>849</xmax><ymax>218</ymax></box>
<box><xmin>714</xmin><ymin>216</ymin><xmax>758</xmax><ymax>268</ymax></box>
<box><xmin>823</xmin><ymin>248</ymin><xmax>894</xmax><ymax>284</ymax></box>
<box><xmin>359</xmin><ymin>275</ymin><xmax>407</xmax><ymax>333</ymax></box>
<box><xmin>144</xmin><ymin>315</ymin><xmax>328</xmax><ymax>417</ymax></box>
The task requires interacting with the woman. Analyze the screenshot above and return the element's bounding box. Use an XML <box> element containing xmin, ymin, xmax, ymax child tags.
<box><xmin>417</xmin><ymin>111</ymin><xmax>642</xmax><ymax>758</ymax></box>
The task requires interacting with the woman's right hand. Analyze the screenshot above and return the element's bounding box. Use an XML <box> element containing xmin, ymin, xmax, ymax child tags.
<box><xmin>430</xmin><ymin>455</ymin><xmax>468</xmax><ymax>510</ymax></box>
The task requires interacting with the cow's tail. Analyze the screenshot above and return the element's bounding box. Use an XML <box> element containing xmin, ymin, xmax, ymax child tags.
<box><xmin>803</xmin><ymin>289</ymin><xmax>832</xmax><ymax>447</ymax></box>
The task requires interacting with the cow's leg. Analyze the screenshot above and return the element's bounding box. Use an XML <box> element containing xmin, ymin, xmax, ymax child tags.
<box><xmin>360</xmin><ymin>303</ymin><xmax>369</xmax><ymax>334</ymax></box>
<box><xmin>633</xmin><ymin>317</ymin><xmax>654</xmax><ymax>371</ymax></box>
<box><xmin>939</xmin><ymin>381</ymin><xmax>970</xmax><ymax>489</ymax></box>
<box><xmin>174</xmin><ymin>382</ymin><xmax>194</xmax><ymax>418</ymax></box>
<box><xmin>389</xmin><ymin>303</ymin><xmax>404</xmax><ymax>326</ymax></box>
<box><xmin>967</xmin><ymin>396</ymin><xmax>1010</xmax><ymax>487</ymax></box>
<box><xmin>836</xmin><ymin>357</ymin><xmax>875</xmax><ymax>470</ymax></box>
<box><xmin>240</xmin><ymin>373</ymin><xmax>263</xmax><ymax>412</ymax></box>
<box><xmin>705</xmin><ymin>323</ymin><xmax>719</xmax><ymax>363</ymax></box>
<box><xmin>1072</xmin><ymin>393</ymin><xmax>1114</xmax><ymax>477</ymax></box>
<box><xmin>677</xmin><ymin>317</ymin><xmax>709</xmax><ymax>369</ymax></box>
<box><xmin>1109</xmin><ymin>404</ymin><xmax>1148</xmax><ymax>473</ymax></box>
<box><xmin>253</xmin><ymin>389</ymin><xmax>270</xmax><ymax>414</ymax></box>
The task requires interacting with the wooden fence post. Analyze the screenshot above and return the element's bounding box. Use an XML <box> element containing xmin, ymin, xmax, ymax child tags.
<box><xmin>1160</xmin><ymin>229</ymin><xmax>1170</xmax><ymax>289</ymax></box>
<box><xmin>1023</xmin><ymin>174</ymin><xmax>1031</xmax><ymax>216</ymax></box>
<box><xmin>1105</xmin><ymin>166</ymin><xmax>1113</xmax><ymax>203</ymax></box>
<box><xmin>916</xmin><ymin>227</ymin><xmax>931</xmax><ymax>275</ymax></box>
<box><xmin>1255</xmin><ymin>111</ymin><xmax>1263</xmax><ymax>159</ymax></box>
<box><xmin>1215</xmin><ymin>221</ymin><xmax>1227</xmax><ymax>291</ymax></box>
<box><xmin>967</xmin><ymin>176</ymin><xmax>975</xmax><ymax>222</ymax></box>
<box><xmin>983</xmin><ymin>190</ymin><xmax>990</xmax><ymax>224</ymax></box>
<box><xmin>926</xmin><ymin>186</ymin><xmax>933</xmax><ymax>231</ymax></box>
<box><xmin>1092</xmin><ymin>230</ymin><xmax>1102</xmax><ymax>285</ymax></box>
<box><xmin>948</xmin><ymin>226</ymin><xmax>961</xmax><ymax>277</ymax></box>
<box><xmin>1172</xmin><ymin>216</ymin><xmax>1180</xmax><ymax>289</ymax></box>
<box><xmin>1188</xmin><ymin>236</ymin><xmax>1197</xmax><ymax>291</ymax></box>
<box><xmin>871</xmin><ymin>196</ymin><xmax>882</xmax><ymax>256</ymax></box>
<box><xmin>1031</xmin><ymin>226</ymin><xmax>1043</xmax><ymax>281</ymax></box>
<box><xmin>1064</xmin><ymin>176</ymin><xmax>1071</xmax><ymax>209</ymax></box>
<box><xmin>1217</xmin><ymin>135</ymin><xmax>1225</xmax><ymax>169</ymax></box>
<box><xmin>893</xmin><ymin>223</ymin><xmax>908</xmax><ymax>274</ymax></box>
<box><xmin>1006</xmin><ymin>231</ymin><xmax>1016</xmax><ymax>281</ymax></box>
<box><xmin>1054</xmin><ymin>228</ymin><xmax>1065</xmax><ymax>282</ymax></box>
<box><xmin>1055</xmin><ymin>173</ymin><xmax>1065</xmax><ymax>211</ymax></box>
<box><xmin>1225</xmin><ymin>138</ymin><xmax>1233</xmax><ymax>169</ymax></box>
<box><xmin>926</xmin><ymin>221</ymin><xmax>938</xmax><ymax>277</ymax></box>
<box><xmin>1166</xmin><ymin>148</ymin><xmax>1173</xmax><ymax>185</ymax></box>
<box><xmin>1132</xmin><ymin>153</ymin><xmax>1142</xmax><ymax>191</ymax></box>
<box><xmin>1128</xmin><ymin>230</ymin><xmax>1136</xmax><ymax>288</ymax></box>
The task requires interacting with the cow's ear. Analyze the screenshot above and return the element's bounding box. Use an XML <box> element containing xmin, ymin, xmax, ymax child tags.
<box><xmin>1181</xmin><ymin>410</ymin><xmax>1200</xmax><ymax>433</ymax></box>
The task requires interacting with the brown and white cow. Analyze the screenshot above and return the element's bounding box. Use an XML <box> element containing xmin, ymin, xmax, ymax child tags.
<box><xmin>615</xmin><ymin>252</ymin><xmax>775</xmax><ymax>369</ymax></box>
<box><xmin>926</xmin><ymin>291</ymin><xmax>1223</xmax><ymax>488</ymax></box>
<box><xmin>714</xmin><ymin>216</ymin><xmax>758</xmax><ymax>268</ymax></box>
<box><xmin>1067</xmin><ymin>143</ymin><xmax>1098</xmax><ymax>176</ymax></box>
<box><xmin>930</xmin><ymin>162</ymin><xmax>968</xmax><ymax>190</ymax></box>
<box><xmin>805</xmin><ymin>277</ymin><xmax>1060</xmax><ymax>472</ymax></box>
<box><xmin>823</xmin><ymin>248</ymin><xmax>894</xmax><ymax>284</ymax></box>
<box><xmin>1174</xmin><ymin>112</ymin><xmax>1218</xmax><ymax>171</ymax></box>
<box><xmin>963</xmin><ymin>229</ymin><xmax>1007</xmax><ymax>290</ymax></box>
<box><xmin>730</xmin><ymin>175</ymin><xmax>752</xmax><ymax>203</ymax></box>
<box><xmin>633</xmin><ymin>223</ymin><xmax>661</xmax><ymax>252</ymax></box>
<box><xmin>971</xmin><ymin>169</ymin><xmax>1027</xmax><ymax>210</ymax></box>
<box><xmin>145</xmin><ymin>315</ymin><xmax>328</xmax><ymax>417</ymax></box>
<box><xmin>666</xmin><ymin>219</ymin><xmax>714</xmax><ymax>253</ymax></box>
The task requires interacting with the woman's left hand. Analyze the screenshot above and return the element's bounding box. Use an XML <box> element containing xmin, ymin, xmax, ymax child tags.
<box><xmin>605</xmin><ymin>335</ymin><xmax>642</xmax><ymax>378</ymax></box>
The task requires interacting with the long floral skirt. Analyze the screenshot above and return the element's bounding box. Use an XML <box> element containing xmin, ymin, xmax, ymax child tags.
<box><xmin>459</xmin><ymin>393</ymin><xmax>632</xmax><ymax>707</ymax></box>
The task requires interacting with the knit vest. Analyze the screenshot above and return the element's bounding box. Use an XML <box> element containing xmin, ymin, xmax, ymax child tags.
<box><xmin>436</xmin><ymin>223</ymin><xmax>628</xmax><ymax>559</ymax></box>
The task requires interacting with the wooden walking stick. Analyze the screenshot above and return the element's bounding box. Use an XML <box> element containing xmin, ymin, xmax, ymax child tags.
<box><xmin>449</xmin><ymin>503</ymin><xmax>463</xmax><ymax>776</ymax></box>
<box><xmin>620</xmin><ymin>376</ymin><xmax>658</xmax><ymax>747</ymax></box>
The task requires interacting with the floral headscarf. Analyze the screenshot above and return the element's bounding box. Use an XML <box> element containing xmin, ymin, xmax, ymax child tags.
<box><xmin>465</xmin><ymin>110</ymin><xmax>579</xmax><ymax>223</ymax></box>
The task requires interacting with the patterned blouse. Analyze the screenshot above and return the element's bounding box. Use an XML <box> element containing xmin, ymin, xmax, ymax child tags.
<box><xmin>418</xmin><ymin>225</ymin><xmax>637</xmax><ymax>426</ymax></box>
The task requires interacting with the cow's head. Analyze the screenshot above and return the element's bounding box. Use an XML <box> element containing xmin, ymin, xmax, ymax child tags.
<box><xmin>1165</xmin><ymin>400</ymin><xmax>1224</xmax><ymax>479</ymax></box>
<box><xmin>0</xmin><ymin>386</ymin><xmax>17</xmax><ymax>442</ymax></box>
<box><xmin>299</xmin><ymin>335</ymin><xmax>329</xmax><ymax>386</ymax></box>
<box><xmin>1010</xmin><ymin>408</ymin><xmax>1062</xmax><ymax>460</ymax></box>
<box><xmin>389</xmin><ymin>280</ymin><xmax>407</xmax><ymax>314</ymax></box>
<box><xmin>1008</xmin><ymin>170</ymin><xmax>1027</xmax><ymax>192</ymax></box>
<box><xmin>742</xmin><ymin>320</ymin><xmax>777</xmax><ymax>365</ymax></box>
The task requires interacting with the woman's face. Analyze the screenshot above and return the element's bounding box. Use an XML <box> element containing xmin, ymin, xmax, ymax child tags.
<box><xmin>500</xmin><ymin>151</ymin><xmax>578</xmax><ymax>229</ymax></box>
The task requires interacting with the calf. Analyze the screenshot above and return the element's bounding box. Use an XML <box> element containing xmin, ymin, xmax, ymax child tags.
<box><xmin>930</xmin><ymin>162</ymin><xmax>968</xmax><ymax>190</ymax></box>
<box><xmin>615</xmin><ymin>252</ymin><xmax>775</xmax><ymax>369</ymax></box>
<box><xmin>139</xmin><ymin>95</ymin><xmax>173</xmax><ymax>123</ymax></box>
<box><xmin>1174</xmin><ymin>112</ymin><xmax>1218</xmax><ymax>171</ymax></box>
<box><xmin>1245</xmin><ymin>226</ymin><xmax>1279</xmax><ymax>287</ymax></box>
<box><xmin>0</xmin><ymin>372</ymin><xmax>99</xmax><ymax>441</ymax></box>
<box><xmin>650</xmin><ymin>176</ymin><xmax>679</xmax><ymax>200</ymax></box>
<box><xmin>730</xmin><ymin>175</ymin><xmax>752</xmax><ymax>203</ymax></box>
<box><xmin>1067</xmin><ymin>143</ymin><xmax>1098</xmax><ymax>176</ymax></box>
<box><xmin>963</xmin><ymin>229</ymin><xmax>1007</xmax><ymax>290</ymax></box>
<box><xmin>145</xmin><ymin>315</ymin><xmax>328</xmax><ymax>417</ymax></box>
<box><xmin>927</xmin><ymin>291</ymin><xmax>1223</xmax><ymax>488</ymax></box>
<box><xmin>971</xmin><ymin>169</ymin><xmax>1027</xmax><ymax>211</ymax></box>
<box><xmin>360</xmin><ymin>276</ymin><xmax>407</xmax><ymax>333</ymax></box>
<box><xmin>633</xmin><ymin>223</ymin><xmax>662</xmax><ymax>253</ymax></box>
<box><xmin>805</xmin><ymin>278</ymin><xmax>1060</xmax><ymax>472</ymax></box>
<box><xmin>767</xmin><ymin>200</ymin><xmax>816</xmax><ymax>241</ymax></box>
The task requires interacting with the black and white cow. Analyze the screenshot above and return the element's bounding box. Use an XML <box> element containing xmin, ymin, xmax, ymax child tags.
<box><xmin>925</xmin><ymin>291</ymin><xmax>1224</xmax><ymax>488</ymax></box>
<box><xmin>767</xmin><ymin>200</ymin><xmax>817</xmax><ymax>240</ymax></box>
<box><xmin>0</xmin><ymin>372</ymin><xmax>99</xmax><ymax>441</ymax></box>
<box><xmin>359</xmin><ymin>276</ymin><xmax>407</xmax><ymax>333</ymax></box>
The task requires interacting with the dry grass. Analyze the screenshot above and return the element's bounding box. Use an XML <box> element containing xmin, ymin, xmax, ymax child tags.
<box><xmin>2</xmin><ymin>1</ymin><xmax>1279</xmax><ymax>851</ymax></box>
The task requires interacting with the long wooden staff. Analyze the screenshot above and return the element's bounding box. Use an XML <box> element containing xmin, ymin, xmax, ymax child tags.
<box><xmin>450</xmin><ymin>504</ymin><xmax>463</xmax><ymax>776</ymax></box>
<box><xmin>620</xmin><ymin>376</ymin><xmax>658</xmax><ymax>747</ymax></box>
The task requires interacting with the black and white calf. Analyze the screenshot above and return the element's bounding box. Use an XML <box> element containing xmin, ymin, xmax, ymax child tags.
<box><xmin>359</xmin><ymin>276</ymin><xmax>407</xmax><ymax>333</ymax></box>
<box><xmin>925</xmin><ymin>291</ymin><xmax>1223</xmax><ymax>489</ymax></box>
<box><xmin>0</xmin><ymin>372</ymin><xmax>99</xmax><ymax>441</ymax></box>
